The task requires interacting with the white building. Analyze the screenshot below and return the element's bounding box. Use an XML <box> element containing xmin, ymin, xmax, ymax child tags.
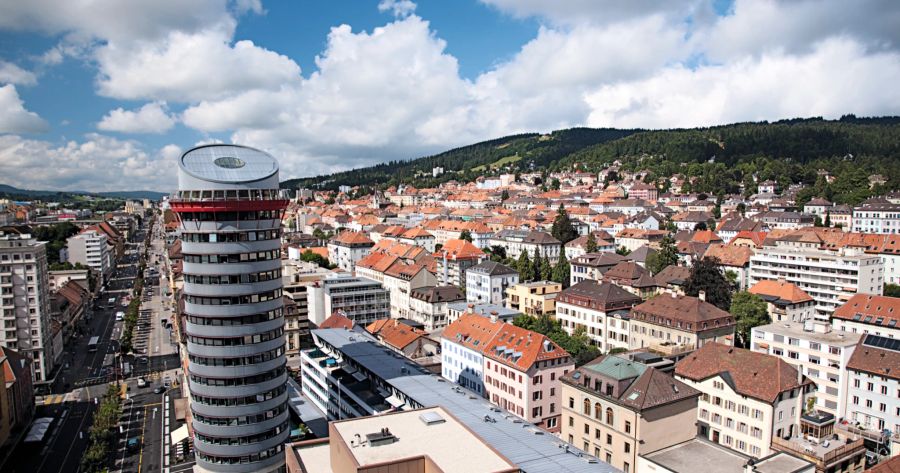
<box><xmin>489</xmin><ymin>230</ymin><xmax>561</xmax><ymax>263</ymax></box>
<box><xmin>846</xmin><ymin>334</ymin><xmax>900</xmax><ymax>435</ymax></box>
<box><xmin>832</xmin><ymin>294</ymin><xmax>900</xmax><ymax>339</ymax></box>
<box><xmin>327</xmin><ymin>231</ymin><xmax>374</xmax><ymax>273</ymax></box>
<box><xmin>0</xmin><ymin>233</ymin><xmax>55</xmax><ymax>384</ymax></box>
<box><xmin>306</xmin><ymin>274</ymin><xmax>390</xmax><ymax>326</ymax></box>
<box><xmin>381</xmin><ymin>261</ymin><xmax>436</xmax><ymax>319</ymax></box>
<box><xmin>408</xmin><ymin>286</ymin><xmax>464</xmax><ymax>331</ymax></box>
<box><xmin>852</xmin><ymin>201</ymin><xmax>900</xmax><ymax>234</ymax></box>
<box><xmin>751</xmin><ymin>320</ymin><xmax>860</xmax><ymax>417</ymax></box>
<box><xmin>66</xmin><ymin>229</ymin><xmax>112</xmax><ymax>282</ymax></box>
<box><xmin>554</xmin><ymin>280</ymin><xmax>641</xmax><ymax>351</ymax></box>
<box><xmin>675</xmin><ymin>343</ymin><xmax>816</xmax><ymax>459</ymax></box>
<box><xmin>465</xmin><ymin>261</ymin><xmax>518</xmax><ymax>306</ymax></box>
<box><xmin>749</xmin><ymin>234</ymin><xmax>883</xmax><ymax>320</ymax></box>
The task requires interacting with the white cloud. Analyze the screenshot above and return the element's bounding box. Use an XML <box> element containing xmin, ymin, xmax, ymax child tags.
<box><xmin>479</xmin><ymin>0</ymin><xmax>706</xmax><ymax>27</ymax></box>
<box><xmin>0</xmin><ymin>61</ymin><xmax>37</xmax><ymax>86</ymax></box>
<box><xmin>95</xmin><ymin>28</ymin><xmax>301</xmax><ymax>102</ymax></box>
<box><xmin>97</xmin><ymin>102</ymin><xmax>176</xmax><ymax>134</ymax></box>
<box><xmin>0</xmin><ymin>133</ymin><xmax>178</xmax><ymax>191</ymax></box>
<box><xmin>0</xmin><ymin>84</ymin><xmax>48</xmax><ymax>133</ymax></box>
<box><xmin>378</xmin><ymin>0</ymin><xmax>417</xmax><ymax>18</ymax></box>
<box><xmin>584</xmin><ymin>38</ymin><xmax>900</xmax><ymax>129</ymax></box>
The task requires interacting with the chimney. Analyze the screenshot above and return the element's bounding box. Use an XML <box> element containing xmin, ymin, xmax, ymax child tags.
<box><xmin>490</xmin><ymin>311</ymin><xmax>499</xmax><ymax>323</ymax></box>
<box><xmin>698</xmin><ymin>290</ymin><xmax>706</xmax><ymax>302</ymax></box>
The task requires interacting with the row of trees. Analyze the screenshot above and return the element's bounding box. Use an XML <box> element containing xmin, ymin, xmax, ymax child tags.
<box><xmin>513</xmin><ymin>313</ymin><xmax>601</xmax><ymax>366</ymax></box>
<box><xmin>80</xmin><ymin>383</ymin><xmax>123</xmax><ymax>472</ymax></box>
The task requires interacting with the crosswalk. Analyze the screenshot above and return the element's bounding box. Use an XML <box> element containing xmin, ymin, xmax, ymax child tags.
<box><xmin>36</xmin><ymin>394</ymin><xmax>67</xmax><ymax>405</ymax></box>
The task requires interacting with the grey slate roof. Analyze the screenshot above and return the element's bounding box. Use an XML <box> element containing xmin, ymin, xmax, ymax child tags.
<box><xmin>468</xmin><ymin>260</ymin><xmax>519</xmax><ymax>276</ymax></box>
<box><xmin>313</xmin><ymin>328</ymin><xmax>622</xmax><ymax>473</ymax></box>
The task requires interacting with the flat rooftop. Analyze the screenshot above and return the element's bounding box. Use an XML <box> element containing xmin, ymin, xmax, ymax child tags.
<box><xmin>754</xmin><ymin>321</ymin><xmax>861</xmax><ymax>346</ymax></box>
<box><xmin>642</xmin><ymin>438</ymin><xmax>813</xmax><ymax>473</ymax></box>
<box><xmin>295</xmin><ymin>407</ymin><xmax>517</xmax><ymax>472</ymax></box>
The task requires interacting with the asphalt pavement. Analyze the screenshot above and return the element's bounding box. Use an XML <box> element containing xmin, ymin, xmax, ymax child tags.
<box><xmin>2</xmin><ymin>221</ymin><xmax>151</xmax><ymax>473</ymax></box>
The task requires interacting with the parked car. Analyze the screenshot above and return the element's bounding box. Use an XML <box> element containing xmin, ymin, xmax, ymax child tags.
<box><xmin>137</xmin><ymin>378</ymin><xmax>147</xmax><ymax>388</ymax></box>
<box><xmin>153</xmin><ymin>386</ymin><xmax>166</xmax><ymax>394</ymax></box>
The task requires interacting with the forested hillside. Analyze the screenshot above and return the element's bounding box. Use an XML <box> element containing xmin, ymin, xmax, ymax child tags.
<box><xmin>281</xmin><ymin>116</ymin><xmax>900</xmax><ymax>205</ymax></box>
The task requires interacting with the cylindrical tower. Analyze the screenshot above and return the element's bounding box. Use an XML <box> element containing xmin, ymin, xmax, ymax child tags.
<box><xmin>170</xmin><ymin>144</ymin><xmax>290</xmax><ymax>473</ymax></box>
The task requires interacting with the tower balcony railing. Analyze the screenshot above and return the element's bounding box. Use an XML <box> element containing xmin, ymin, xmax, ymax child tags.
<box><xmin>173</xmin><ymin>189</ymin><xmax>283</xmax><ymax>202</ymax></box>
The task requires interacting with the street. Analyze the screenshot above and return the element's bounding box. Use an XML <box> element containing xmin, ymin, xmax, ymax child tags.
<box><xmin>0</xmin><ymin>216</ymin><xmax>173</xmax><ymax>473</ymax></box>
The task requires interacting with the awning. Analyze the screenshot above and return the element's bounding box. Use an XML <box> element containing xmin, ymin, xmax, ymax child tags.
<box><xmin>170</xmin><ymin>425</ymin><xmax>189</xmax><ymax>445</ymax></box>
<box><xmin>385</xmin><ymin>394</ymin><xmax>405</xmax><ymax>409</ymax></box>
<box><xmin>758</xmin><ymin>343</ymin><xmax>770</xmax><ymax>349</ymax></box>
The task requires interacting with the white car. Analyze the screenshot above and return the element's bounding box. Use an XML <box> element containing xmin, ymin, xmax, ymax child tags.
<box><xmin>136</xmin><ymin>378</ymin><xmax>147</xmax><ymax>388</ymax></box>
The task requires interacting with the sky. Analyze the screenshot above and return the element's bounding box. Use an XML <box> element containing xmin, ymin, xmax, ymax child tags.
<box><xmin>0</xmin><ymin>0</ymin><xmax>899</xmax><ymax>192</ymax></box>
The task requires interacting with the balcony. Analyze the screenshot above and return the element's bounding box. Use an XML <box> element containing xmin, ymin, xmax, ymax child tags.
<box><xmin>771</xmin><ymin>435</ymin><xmax>865</xmax><ymax>470</ymax></box>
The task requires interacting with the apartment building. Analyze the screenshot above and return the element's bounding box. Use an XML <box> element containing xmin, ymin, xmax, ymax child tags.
<box><xmin>382</xmin><ymin>261</ymin><xmax>435</xmax><ymax>319</ymax></box>
<box><xmin>0</xmin><ymin>346</ymin><xmax>34</xmax><ymax>438</ymax></box>
<box><xmin>555</xmin><ymin>280</ymin><xmax>642</xmax><ymax>351</ymax></box>
<box><xmin>852</xmin><ymin>201</ymin><xmax>900</xmax><ymax>234</ymax></box>
<box><xmin>749</xmin><ymin>233</ymin><xmax>883</xmax><ymax>320</ymax></box>
<box><xmin>846</xmin><ymin>334</ymin><xmax>900</xmax><ymax>435</ymax></box>
<box><xmin>570</xmin><ymin>252</ymin><xmax>631</xmax><ymax>286</ymax></box>
<box><xmin>65</xmin><ymin>229</ymin><xmax>112</xmax><ymax>282</ymax></box>
<box><xmin>465</xmin><ymin>261</ymin><xmax>518</xmax><ymax>306</ymax></box>
<box><xmin>434</xmin><ymin>239</ymin><xmax>485</xmax><ymax>287</ymax></box>
<box><xmin>306</xmin><ymin>274</ymin><xmax>390</xmax><ymax>327</ymax></box>
<box><xmin>282</xmin><ymin>294</ymin><xmax>310</xmax><ymax>361</ymax></box>
<box><xmin>628</xmin><ymin>293</ymin><xmax>735</xmax><ymax>354</ymax></box>
<box><xmin>489</xmin><ymin>230</ymin><xmax>562</xmax><ymax>263</ymax></box>
<box><xmin>327</xmin><ymin>231</ymin><xmax>374</xmax><ymax>273</ymax></box>
<box><xmin>407</xmin><ymin>285</ymin><xmax>464</xmax><ymax>331</ymax></box>
<box><xmin>561</xmin><ymin>355</ymin><xmax>700</xmax><ymax>473</ymax></box>
<box><xmin>675</xmin><ymin>343</ymin><xmax>816</xmax><ymax>458</ymax></box>
<box><xmin>748</xmin><ymin>279</ymin><xmax>816</xmax><ymax>323</ymax></box>
<box><xmin>0</xmin><ymin>233</ymin><xmax>54</xmax><ymax>384</ymax></box>
<box><xmin>505</xmin><ymin>281</ymin><xmax>562</xmax><ymax>317</ymax></box>
<box><xmin>751</xmin><ymin>320</ymin><xmax>860</xmax><ymax>417</ymax></box>
<box><xmin>441</xmin><ymin>314</ymin><xmax>574</xmax><ymax>431</ymax></box>
<box><xmin>832</xmin><ymin>294</ymin><xmax>900</xmax><ymax>339</ymax></box>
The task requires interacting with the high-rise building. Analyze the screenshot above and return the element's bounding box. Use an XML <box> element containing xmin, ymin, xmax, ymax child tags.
<box><xmin>171</xmin><ymin>145</ymin><xmax>290</xmax><ymax>473</ymax></box>
<box><xmin>66</xmin><ymin>229</ymin><xmax>112</xmax><ymax>282</ymax></box>
<box><xmin>0</xmin><ymin>233</ymin><xmax>54</xmax><ymax>385</ymax></box>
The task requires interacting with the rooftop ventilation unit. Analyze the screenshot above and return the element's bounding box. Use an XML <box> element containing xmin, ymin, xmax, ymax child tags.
<box><xmin>366</xmin><ymin>428</ymin><xmax>398</xmax><ymax>447</ymax></box>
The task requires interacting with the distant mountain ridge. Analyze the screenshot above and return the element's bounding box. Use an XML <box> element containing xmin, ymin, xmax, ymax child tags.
<box><xmin>280</xmin><ymin>116</ymin><xmax>900</xmax><ymax>191</ymax></box>
<box><xmin>0</xmin><ymin>184</ymin><xmax>168</xmax><ymax>201</ymax></box>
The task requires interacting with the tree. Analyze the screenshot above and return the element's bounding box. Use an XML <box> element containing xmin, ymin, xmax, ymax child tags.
<box><xmin>646</xmin><ymin>235</ymin><xmax>678</xmax><ymax>274</ymax></box>
<box><xmin>694</xmin><ymin>221</ymin><xmax>708</xmax><ymax>231</ymax></box>
<box><xmin>517</xmin><ymin>251</ymin><xmax>533</xmax><ymax>282</ymax></box>
<box><xmin>459</xmin><ymin>229</ymin><xmax>473</xmax><ymax>242</ymax></box>
<box><xmin>885</xmin><ymin>283</ymin><xmax>900</xmax><ymax>298</ymax></box>
<box><xmin>684</xmin><ymin>256</ymin><xmax>732</xmax><ymax>310</ymax></box>
<box><xmin>730</xmin><ymin>291</ymin><xmax>769</xmax><ymax>347</ymax></box>
<box><xmin>585</xmin><ymin>233</ymin><xmax>598</xmax><ymax>253</ymax></box>
<box><xmin>501</xmin><ymin>189</ymin><xmax>509</xmax><ymax>201</ymax></box>
<box><xmin>487</xmin><ymin>245</ymin><xmax>507</xmax><ymax>262</ymax></box>
<box><xmin>550</xmin><ymin>178</ymin><xmax>561</xmax><ymax>190</ymax></box>
<box><xmin>552</xmin><ymin>252</ymin><xmax>570</xmax><ymax>288</ymax></box>
<box><xmin>301</xmin><ymin>250</ymin><xmax>332</xmax><ymax>269</ymax></box>
<box><xmin>824</xmin><ymin>212</ymin><xmax>831</xmax><ymax>227</ymax></box>
<box><xmin>615</xmin><ymin>246</ymin><xmax>630</xmax><ymax>256</ymax></box>
<box><xmin>814</xmin><ymin>215</ymin><xmax>824</xmax><ymax>227</ymax></box>
<box><xmin>551</xmin><ymin>204</ymin><xmax>578</xmax><ymax>243</ymax></box>
<box><xmin>539</xmin><ymin>252</ymin><xmax>553</xmax><ymax>281</ymax></box>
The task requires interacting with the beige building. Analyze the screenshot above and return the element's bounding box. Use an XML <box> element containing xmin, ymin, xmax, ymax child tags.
<box><xmin>675</xmin><ymin>343</ymin><xmax>817</xmax><ymax>459</ymax></box>
<box><xmin>628</xmin><ymin>292</ymin><xmax>736</xmax><ymax>354</ymax></box>
<box><xmin>505</xmin><ymin>280</ymin><xmax>562</xmax><ymax>316</ymax></box>
<box><xmin>749</xmin><ymin>279</ymin><xmax>816</xmax><ymax>323</ymax></box>
<box><xmin>561</xmin><ymin>354</ymin><xmax>700</xmax><ymax>473</ymax></box>
<box><xmin>287</xmin><ymin>407</ymin><xmax>518</xmax><ymax>473</ymax></box>
<box><xmin>555</xmin><ymin>280</ymin><xmax>642</xmax><ymax>351</ymax></box>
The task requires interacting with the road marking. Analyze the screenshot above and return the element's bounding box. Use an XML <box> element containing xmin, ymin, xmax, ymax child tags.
<box><xmin>137</xmin><ymin>404</ymin><xmax>150</xmax><ymax>473</ymax></box>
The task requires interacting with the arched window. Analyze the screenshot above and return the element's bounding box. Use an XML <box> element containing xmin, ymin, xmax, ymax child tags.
<box><xmin>583</xmin><ymin>399</ymin><xmax>590</xmax><ymax>415</ymax></box>
<box><xmin>594</xmin><ymin>403</ymin><xmax>602</xmax><ymax>420</ymax></box>
<box><xmin>606</xmin><ymin>407</ymin><xmax>614</xmax><ymax>426</ymax></box>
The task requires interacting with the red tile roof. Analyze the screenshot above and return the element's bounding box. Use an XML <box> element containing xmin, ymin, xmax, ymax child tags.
<box><xmin>675</xmin><ymin>343</ymin><xmax>813</xmax><ymax>403</ymax></box>
<box><xmin>434</xmin><ymin>239</ymin><xmax>485</xmax><ymax>261</ymax></box>
<box><xmin>319</xmin><ymin>311</ymin><xmax>355</xmax><ymax>329</ymax></box>
<box><xmin>331</xmin><ymin>231</ymin><xmax>373</xmax><ymax>246</ymax></box>
<box><xmin>833</xmin><ymin>294</ymin><xmax>900</xmax><ymax>327</ymax></box>
<box><xmin>749</xmin><ymin>280</ymin><xmax>813</xmax><ymax>304</ymax></box>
